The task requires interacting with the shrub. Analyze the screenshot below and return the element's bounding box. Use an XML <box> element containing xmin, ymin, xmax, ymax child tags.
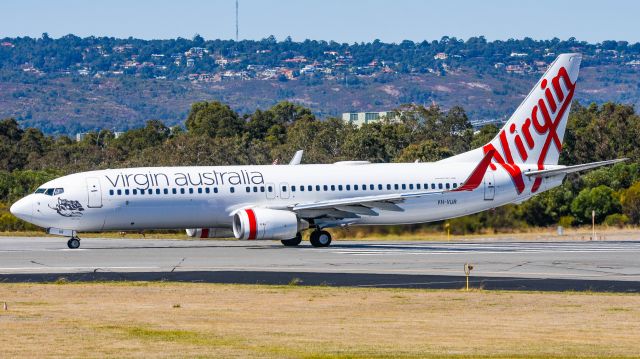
<box><xmin>558</xmin><ymin>215</ymin><xmax>575</xmax><ymax>227</ymax></box>
<box><xmin>603</xmin><ymin>213</ymin><xmax>630</xmax><ymax>227</ymax></box>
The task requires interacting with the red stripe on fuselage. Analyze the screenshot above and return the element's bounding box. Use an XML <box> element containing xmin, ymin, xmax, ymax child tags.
<box><xmin>453</xmin><ymin>149</ymin><xmax>495</xmax><ymax>191</ymax></box>
<box><xmin>245</xmin><ymin>209</ymin><xmax>257</xmax><ymax>240</ymax></box>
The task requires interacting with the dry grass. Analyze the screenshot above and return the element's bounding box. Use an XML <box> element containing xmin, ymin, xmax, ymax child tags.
<box><xmin>0</xmin><ymin>283</ymin><xmax>639</xmax><ymax>358</ymax></box>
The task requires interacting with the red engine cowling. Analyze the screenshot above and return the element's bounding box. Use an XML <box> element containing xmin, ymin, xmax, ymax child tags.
<box><xmin>185</xmin><ymin>227</ymin><xmax>234</xmax><ymax>238</ymax></box>
<box><xmin>232</xmin><ymin>208</ymin><xmax>307</xmax><ymax>240</ymax></box>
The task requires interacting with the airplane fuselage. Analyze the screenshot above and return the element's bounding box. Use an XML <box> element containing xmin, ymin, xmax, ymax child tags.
<box><xmin>15</xmin><ymin>161</ymin><xmax>562</xmax><ymax>232</ymax></box>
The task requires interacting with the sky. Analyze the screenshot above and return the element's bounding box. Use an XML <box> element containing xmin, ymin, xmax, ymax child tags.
<box><xmin>1</xmin><ymin>0</ymin><xmax>638</xmax><ymax>43</ymax></box>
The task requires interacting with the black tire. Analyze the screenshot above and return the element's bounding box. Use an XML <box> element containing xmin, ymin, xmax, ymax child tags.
<box><xmin>281</xmin><ymin>233</ymin><xmax>302</xmax><ymax>247</ymax></box>
<box><xmin>310</xmin><ymin>230</ymin><xmax>332</xmax><ymax>247</ymax></box>
<box><xmin>67</xmin><ymin>238</ymin><xmax>80</xmax><ymax>249</ymax></box>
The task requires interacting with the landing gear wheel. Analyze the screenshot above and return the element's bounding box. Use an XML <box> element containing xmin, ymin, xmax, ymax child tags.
<box><xmin>67</xmin><ymin>237</ymin><xmax>80</xmax><ymax>249</ymax></box>
<box><xmin>310</xmin><ymin>230</ymin><xmax>332</xmax><ymax>248</ymax></box>
<box><xmin>281</xmin><ymin>233</ymin><xmax>302</xmax><ymax>247</ymax></box>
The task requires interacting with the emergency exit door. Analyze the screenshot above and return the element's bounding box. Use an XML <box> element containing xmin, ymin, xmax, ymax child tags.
<box><xmin>86</xmin><ymin>177</ymin><xmax>103</xmax><ymax>208</ymax></box>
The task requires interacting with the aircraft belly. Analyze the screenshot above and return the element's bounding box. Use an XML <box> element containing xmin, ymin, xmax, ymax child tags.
<box><xmin>102</xmin><ymin>199</ymin><xmax>227</xmax><ymax>230</ymax></box>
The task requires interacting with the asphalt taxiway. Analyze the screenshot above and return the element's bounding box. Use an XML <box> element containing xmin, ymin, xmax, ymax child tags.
<box><xmin>1</xmin><ymin>237</ymin><xmax>639</xmax><ymax>291</ymax></box>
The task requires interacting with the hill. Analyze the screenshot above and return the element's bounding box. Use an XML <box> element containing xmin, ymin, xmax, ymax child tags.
<box><xmin>1</xmin><ymin>35</ymin><xmax>640</xmax><ymax>133</ymax></box>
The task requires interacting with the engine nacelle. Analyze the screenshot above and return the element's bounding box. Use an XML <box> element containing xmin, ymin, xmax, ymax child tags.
<box><xmin>185</xmin><ymin>227</ymin><xmax>234</xmax><ymax>238</ymax></box>
<box><xmin>232</xmin><ymin>208</ymin><xmax>307</xmax><ymax>240</ymax></box>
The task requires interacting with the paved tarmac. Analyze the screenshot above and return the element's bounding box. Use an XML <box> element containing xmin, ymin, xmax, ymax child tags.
<box><xmin>1</xmin><ymin>237</ymin><xmax>639</xmax><ymax>291</ymax></box>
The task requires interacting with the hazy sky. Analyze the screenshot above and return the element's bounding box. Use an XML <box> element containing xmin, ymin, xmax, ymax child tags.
<box><xmin>1</xmin><ymin>0</ymin><xmax>638</xmax><ymax>43</ymax></box>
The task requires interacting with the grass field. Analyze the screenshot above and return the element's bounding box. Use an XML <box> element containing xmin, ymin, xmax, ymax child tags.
<box><xmin>0</xmin><ymin>283</ymin><xmax>639</xmax><ymax>358</ymax></box>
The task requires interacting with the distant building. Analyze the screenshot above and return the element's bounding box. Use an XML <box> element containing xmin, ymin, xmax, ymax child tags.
<box><xmin>434</xmin><ymin>53</ymin><xmax>448</xmax><ymax>60</ymax></box>
<box><xmin>76</xmin><ymin>133</ymin><xmax>88</xmax><ymax>142</ymax></box>
<box><xmin>342</xmin><ymin>111</ymin><xmax>400</xmax><ymax>126</ymax></box>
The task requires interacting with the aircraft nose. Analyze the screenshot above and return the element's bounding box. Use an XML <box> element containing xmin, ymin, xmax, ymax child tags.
<box><xmin>10</xmin><ymin>197</ymin><xmax>33</xmax><ymax>221</ymax></box>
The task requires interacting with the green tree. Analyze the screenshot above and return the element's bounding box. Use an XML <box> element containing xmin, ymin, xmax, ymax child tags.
<box><xmin>185</xmin><ymin>101</ymin><xmax>243</xmax><ymax>138</ymax></box>
<box><xmin>570</xmin><ymin>185</ymin><xmax>621</xmax><ymax>224</ymax></box>
<box><xmin>621</xmin><ymin>181</ymin><xmax>640</xmax><ymax>224</ymax></box>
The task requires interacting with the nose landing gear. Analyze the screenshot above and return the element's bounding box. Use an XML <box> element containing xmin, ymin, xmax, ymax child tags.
<box><xmin>67</xmin><ymin>237</ymin><xmax>81</xmax><ymax>249</ymax></box>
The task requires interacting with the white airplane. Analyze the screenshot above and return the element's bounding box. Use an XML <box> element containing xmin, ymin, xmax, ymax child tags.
<box><xmin>10</xmin><ymin>53</ymin><xmax>625</xmax><ymax>249</ymax></box>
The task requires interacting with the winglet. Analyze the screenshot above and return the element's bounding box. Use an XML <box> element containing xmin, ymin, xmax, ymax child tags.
<box><xmin>453</xmin><ymin>149</ymin><xmax>495</xmax><ymax>191</ymax></box>
<box><xmin>289</xmin><ymin>150</ymin><xmax>303</xmax><ymax>165</ymax></box>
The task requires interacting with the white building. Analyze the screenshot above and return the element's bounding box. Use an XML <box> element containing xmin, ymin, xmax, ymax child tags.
<box><xmin>342</xmin><ymin>111</ymin><xmax>400</xmax><ymax>126</ymax></box>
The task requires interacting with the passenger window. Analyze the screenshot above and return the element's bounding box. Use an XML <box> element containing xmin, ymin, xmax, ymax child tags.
<box><xmin>117</xmin><ymin>189</ymin><xmax>122</xmax><ymax>195</ymax></box>
<box><xmin>267</xmin><ymin>186</ymin><xmax>273</xmax><ymax>192</ymax></box>
<box><xmin>133</xmin><ymin>189</ymin><xmax>138</xmax><ymax>195</ymax></box>
<box><xmin>431</xmin><ymin>184</ymin><xmax>435</xmax><ymax>189</ymax></box>
<box><xmin>230</xmin><ymin>187</ymin><xmax>235</xmax><ymax>193</ymax></box>
<box><xmin>282</xmin><ymin>186</ymin><xmax>287</xmax><ymax>192</ymax></box>
<box><xmin>214</xmin><ymin>187</ymin><xmax>219</xmax><ymax>193</ymax></box>
<box><xmin>260</xmin><ymin>186</ymin><xmax>265</xmax><ymax>193</ymax></box>
<box><xmin>188</xmin><ymin>188</ymin><xmax>193</xmax><ymax>194</ymax></box>
<box><xmin>147</xmin><ymin>189</ymin><xmax>152</xmax><ymax>194</ymax></box>
<box><xmin>300</xmin><ymin>186</ymin><xmax>304</xmax><ymax>192</ymax></box>
<box><xmin>291</xmin><ymin>186</ymin><xmax>296</xmax><ymax>192</ymax></box>
<box><xmin>205</xmin><ymin>187</ymin><xmax>210</xmax><ymax>193</ymax></box>
<box><xmin>370</xmin><ymin>184</ymin><xmax>375</xmax><ymax>190</ymax></box>
<box><xmin>331</xmin><ymin>185</ymin><xmax>335</xmax><ymax>191</ymax></box>
<box><xmin>315</xmin><ymin>185</ymin><xmax>320</xmax><ymax>191</ymax></box>
<box><xmin>346</xmin><ymin>185</ymin><xmax>350</xmax><ymax>190</ymax></box>
<box><xmin>378</xmin><ymin>184</ymin><xmax>382</xmax><ymax>190</ymax></box>
<box><xmin>109</xmin><ymin>189</ymin><xmax>114</xmax><ymax>195</ymax></box>
<box><xmin>446</xmin><ymin>183</ymin><xmax>450</xmax><ymax>189</ymax></box>
<box><xmin>417</xmin><ymin>184</ymin><xmax>421</xmax><ymax>190</ymax></box>
<box><xmin>125</xmin><ymin>189</ymin><xmax>130</xmax><ymax>195</ymax></box>
<box><xmin>253</xmin><ymin>186</ymin><xmax>258</xmax><ymax>192</ymax></box>
<box><xmin>155</xmin><ymin>189</ymin><xmax>160</xmax><ymax>194</ymax></box>
<box><xmin>308</xmin><ymin>185</ymin><xmax>313</xmax><ymax>191</ymax></box>
<box><xmin>409</xmin><ymin>184</ymin><xmax>414</xmax><ymax>190</ymax></box>
<box><xmin>172</xmin><ymin>188</ymin><xmax>177</xmax><ymax>194</ymax></box>
<box><xmin>338</xmin><ymin>185</ymin><xmax>343</xmax><ymax>191</ymax></box>
<box><xmin>355</xmin><ymin>185</ymin><xmax>359</xmax><ymax>191</ymax></box>
<box><xmin>246</xmin><ymin>187</ymin><xmax>251</xmax><ymax>193</ymax></box>
<box><xmin>453</xmin><ymin>183</ymin><xmax>458</xmax><ymax>189</ymax></box>
<box><xmin>394</xmin><ymin>184</ymin><xmax>399</xmax><ymax>190</ymax></box>
<box><xmin>402</xmin><ymin>184</ymin><xmax>406</xmax><ymax>190</ymax></box>
<box><xmin>324</xmin><ymin>185</ymin><xmax>328</xmax><ymax>191</ymax></box>
<box><xmin>386</xmin><ymin>184</ymin><xmax>391</xmax><ymax>190</ymax></box>
<box><xmin>438</xmin><ymin>183</ymin><xmax>443</xmax><ymax>190</ymax></box>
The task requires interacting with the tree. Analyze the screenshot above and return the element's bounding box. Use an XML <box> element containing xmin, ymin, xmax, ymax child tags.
<box><xmin>571</xmin><ymin>185</ymin><xmax>621</xmax><ymax>224</ymax></box>
<box><xmin>185</xmin><ymin>101</ymin><xmax>243</xmax><ymax>138</ymax></box>
<box><xmin>621</xmin><ymin>181</ymin><xmax>640</xmax><ymax>224</ymax></box>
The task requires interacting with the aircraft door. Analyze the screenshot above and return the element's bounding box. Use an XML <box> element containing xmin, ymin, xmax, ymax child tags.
<box><xmin>86</xmin><ymin>177</ymin><xmax>103</xmax><ymax>208</ymax></box>
<box><xmin>265</xmin><ymin>183</ymin><xmax>276</xmax><ymax>199</ymax></box>
<box><xmin>484</xmin><ymin>172</ymin><xmax>495</xmax><ymax>201</ymax></box>
<box><xmin>279</xmin><ymin>182</ymin><xmax>290</xmax><ymax>199</ymax></box>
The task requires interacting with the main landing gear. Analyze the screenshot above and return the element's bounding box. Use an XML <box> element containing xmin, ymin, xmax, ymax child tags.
<box><xmin>309</xmin><ymin>230</ymin><xmax>332</xmax><ymax>248</ymax></box>
<box><xmin>281</xmin><ymin>232</ymin><xmax>303</xmax><ymax>247</ymax></box>
<box><xmin>67</xmin><ymin>237</ymin><xmax>81</xmax><ymax>249</ymax></box>
<box><xmin>280</xmin><ymin>230</ymin><xmax>333</xmax><ymax>247</ymax></box>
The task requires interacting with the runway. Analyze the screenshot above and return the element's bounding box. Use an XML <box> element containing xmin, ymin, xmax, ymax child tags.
<box><xmin>1</xmin><ymin>236</ymin><xmax>640</xmax><ymax>291</ymax></box>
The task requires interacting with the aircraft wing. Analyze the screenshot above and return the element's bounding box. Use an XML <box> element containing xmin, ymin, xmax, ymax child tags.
<box><xmin>289</xmin><ymin>149</ymin><xmax>496</xmax><ymax>220</ymax></box>
<box><xmin>524</xmin><ymin>158</ymin><xmax>628</xmax><ymax>178</ymax></box>
<box><xmin>289</xmin><ymin>191</ymin><xmax>442</xmax><ymax>219</ymax></box>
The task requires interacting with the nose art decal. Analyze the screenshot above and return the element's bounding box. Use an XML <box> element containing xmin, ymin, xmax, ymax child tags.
<box><xmin>49</xmin><ymin>198</ymin><xmax>85</xmax><ymax>217</ymax></box>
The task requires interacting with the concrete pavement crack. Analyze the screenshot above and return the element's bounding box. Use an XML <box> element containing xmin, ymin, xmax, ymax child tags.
<box><xmin>171</xmin><ymin>257</ymin><xmax>186</xmax><ymax>272</ymax></box>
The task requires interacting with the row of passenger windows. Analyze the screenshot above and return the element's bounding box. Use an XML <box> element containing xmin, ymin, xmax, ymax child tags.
<box><xmin>107</xmin><ymin>182</ymin><xmax>460</xmax><ymax>196</ymax></box>
<box><xmin>280</xmin><ymin>182</ymin><xmax>459</xmax><ymax>193</ymax></box>
<box><xmin>34</xmin><ymin>188</ymin><xmax>64</xmax><ymax>196</ymax></box>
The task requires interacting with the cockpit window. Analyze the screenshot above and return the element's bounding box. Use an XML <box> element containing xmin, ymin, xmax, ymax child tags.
<box><xmin>34</xmin><ymin>188</ymin><xmax>46</xmax><ymax>194</ymax></box>
<box><xmin>53</xmin><ymin>188</ymin><xmax>64</xmax><ymax>195</ymax></box>
<box><xmin>45</xmin><ymin>188</ymin><xmax>55</xmax><ymax>196</ymax></box>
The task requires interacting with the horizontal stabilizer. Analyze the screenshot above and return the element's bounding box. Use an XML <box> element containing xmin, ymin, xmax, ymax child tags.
<box><xmin>524</xmin><ymin>158</ymin><xmax>628</xmax><ymax>178</ymax></box>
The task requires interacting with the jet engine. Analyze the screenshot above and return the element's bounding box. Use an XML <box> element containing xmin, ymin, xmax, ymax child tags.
<box><xmin>232</xmin><ymin>208</ymin><xmax>308</xmax><ymax>240</ymax></box>
<box><xmin>185</xmin><ymin>227</ymin><xmax>234</xmax><ymax>238</ymax></box>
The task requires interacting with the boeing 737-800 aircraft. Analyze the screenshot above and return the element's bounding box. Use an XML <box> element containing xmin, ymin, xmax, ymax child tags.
<box><xmin>10</xmin><ymin>53</ymin><xmax>625</xmax><ymax>248</ymax></box>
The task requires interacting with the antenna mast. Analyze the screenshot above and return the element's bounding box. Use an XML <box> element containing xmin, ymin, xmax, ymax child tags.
<box><xmin>235</xmin><ymin>0</ymin><xmax>239</xmax><ymax>41</ymax></box>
